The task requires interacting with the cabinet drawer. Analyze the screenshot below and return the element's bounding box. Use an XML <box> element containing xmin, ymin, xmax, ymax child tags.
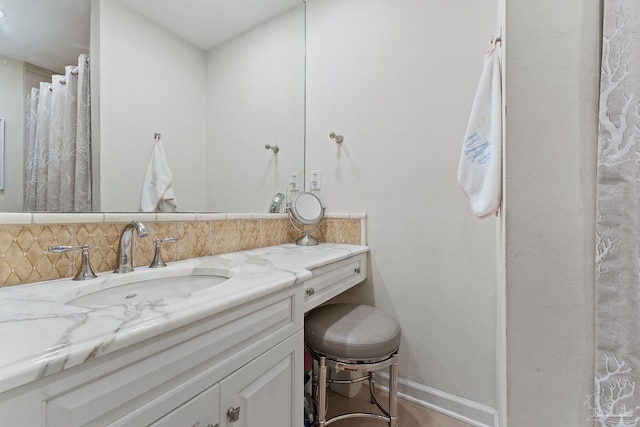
<box><xmin>304</xmin><ymin>253</ymin><xmax>367</xmax><ymax>312</ymax></box>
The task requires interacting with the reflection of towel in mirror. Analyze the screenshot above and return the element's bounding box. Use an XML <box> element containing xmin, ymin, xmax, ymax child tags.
<box><xmin>457</xmin><ymin>48</ymin><xmax>502</xmax><ymax>218</ymax></box>
<box><xmin>140</xmin><ymin>139</ymin><xmax>177</xmax><ymax>212</ymax></box>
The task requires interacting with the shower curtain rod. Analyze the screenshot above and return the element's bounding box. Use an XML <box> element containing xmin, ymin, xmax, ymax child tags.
<box><xmin>54</xmin><ymin>56</ymin><xmax>90</xmax><ymax>87</ymax></box>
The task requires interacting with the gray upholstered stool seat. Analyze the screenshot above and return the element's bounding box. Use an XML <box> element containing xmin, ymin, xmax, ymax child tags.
<box><xmin>305</xmin><ymin>303</ymin><xmax>401</xmax><ymax>427</ymax></box>
<box><xmin>305</xmin><ymin>303</ymin><xmax>401</xmax><ymax>361</ymax></box>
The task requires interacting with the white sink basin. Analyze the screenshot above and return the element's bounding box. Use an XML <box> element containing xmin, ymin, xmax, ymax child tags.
<box><xmin>65</xmin><ymin>269</ymin><xmax>230</xmax><ymax>307</ymax></box>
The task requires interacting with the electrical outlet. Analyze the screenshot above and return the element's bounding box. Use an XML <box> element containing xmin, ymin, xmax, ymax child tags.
<box><xmin>290</xmin><ymin>172</ymin><xmax>299</xmax><ymax>191</ymax></box>
<box><xmin>311</xmin><ymin>170</ymin><xmax>321</xmax><ymax>190</ymax></box>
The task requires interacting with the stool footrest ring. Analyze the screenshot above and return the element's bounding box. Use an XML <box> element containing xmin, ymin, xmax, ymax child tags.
<box><xmin>310</xmin><ymin>353</ymin><xmax>399</xmax><ymax>427</ymax></box>
<box><xmin>325</xmin><ymin>412</ymin><xmax>393</xmax><ymax>426</ymax></box>
<box><xmin>323</xmin><ymin>375</ymin><xmax>371</xmax><ymax>385</ymax></box>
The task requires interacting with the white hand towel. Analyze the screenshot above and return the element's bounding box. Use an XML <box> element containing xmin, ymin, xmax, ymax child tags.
<box><xmin>457</xmin><ymin>48</ymin><xmax>502</xmax><ymax>218</ymax></box>
<box><xmin>140</xmin><ymin>139</ymin><xmax>177</xmax><ymax>212</ymax></box>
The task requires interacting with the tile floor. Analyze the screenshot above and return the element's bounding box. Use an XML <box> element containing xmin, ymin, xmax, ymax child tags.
<box><xmin>324</xmin><ymin>387</ymin><xmax>472</xmax><ymax>427</ymax></box>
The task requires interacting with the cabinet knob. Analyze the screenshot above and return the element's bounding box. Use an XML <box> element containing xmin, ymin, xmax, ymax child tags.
<box><xmin>306</xmin><ymin>287</ymin><xmax>315</xmax><ymax>296</ymax></box>
<box><xmin>206</xmin><ymin>424</ymin><xmax>219</xmax><ymax>427</ymax></box>
<box><xmin>354</xmin><ymin>267</ymin><xmax>361</xmax><ymax>274</ymax></box>
<box><xmin>227</xmin><ymin>406</ymin><xmax>241</xmax><ymax>423</ymax></box>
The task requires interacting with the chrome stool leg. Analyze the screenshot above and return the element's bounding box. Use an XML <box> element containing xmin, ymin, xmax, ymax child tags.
<box><xmin>318</xmin><ymin>356</ymin><xmax>327</xmax><ymax>427</ymax></box>
<box><xmin>389</xmin><ymin>353</ymin><xmax>399</xmax><ymax>427</ymax></box>
<box><xmin>369</xmin><ymin>372</ymin><xmax>376</xmax><ymax>404</ymax></box>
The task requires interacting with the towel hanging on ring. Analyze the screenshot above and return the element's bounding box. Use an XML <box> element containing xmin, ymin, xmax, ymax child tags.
<box><xmin>457</xmin><ymin>47</ymin><xmax>502</xmax><ymax>218</ymax></box>
<box><xmin>140</xmin><ymin>136</ymin><xmax>178</xmax><ymax>212</ymax></box>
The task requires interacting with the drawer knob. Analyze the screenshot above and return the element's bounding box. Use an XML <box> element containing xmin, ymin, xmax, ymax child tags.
<box><xmin>207</xmin><ymin>424</ymin><xmax>219</xmax><ymax>427</ymax></box>
<box><xmin>227</xmin><ymin>406</ymin><xmax>241</xmax><ymax>423</ymax></box>
<box><xmin>354</xmin><ymin>267</ymin><xmax>361</xmax><ymax>274</ymax></box>
<box><xmin>306</xmin><ymin>287</ymin><xmax>315</xmax><ymax>296</ymax></box>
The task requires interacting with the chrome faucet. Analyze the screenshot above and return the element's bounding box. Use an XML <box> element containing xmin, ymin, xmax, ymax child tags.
<box><xmin>114</xmin><ymin>221</ymin><xmax>148</xmax><ymax>273</ymax></box>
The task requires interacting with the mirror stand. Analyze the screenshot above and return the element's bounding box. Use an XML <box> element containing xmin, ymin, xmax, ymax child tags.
<box><xmin>290</xmin><ymin>223</ymin><xmax>322</xmax><ymax>246</ymax></box>
<box><xmin>287</xmin><ymin>191</ymin><xmax>324</xmax><ymax>246</ymax></box>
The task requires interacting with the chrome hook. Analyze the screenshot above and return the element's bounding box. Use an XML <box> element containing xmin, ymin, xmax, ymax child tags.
<box><xmin>329</xmin><ymin>132</ymin><xmax>343</xmax><ymax>143</ymax></box>
<box><xmin>265</xmin><ymin>144</ymin><xmax>279</xmax><ymax>153</ymax></box>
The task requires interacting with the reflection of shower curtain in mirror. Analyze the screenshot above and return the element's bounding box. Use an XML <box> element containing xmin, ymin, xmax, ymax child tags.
<box><xmin>25</xmin><ymin>54</ymin><xmax>91</xmax><ymax>212</ymax></box>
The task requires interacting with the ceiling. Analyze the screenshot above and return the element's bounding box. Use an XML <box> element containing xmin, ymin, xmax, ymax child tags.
<box><xmin>0</xmin><ymin>0</ymin><xmax>91</xmax><ymax>73</ymax></box>
<box><xmin>0</xmin><ymin>0</ymin><xmax>301</xmax><ymax>73</ymax></box>
<box><xmin>120</xmin><ymin>0</ymin><xmax>302</xmax><ymax>51</ymax></box>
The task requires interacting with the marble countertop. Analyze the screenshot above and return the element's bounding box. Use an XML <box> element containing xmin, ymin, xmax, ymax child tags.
<box><xmin>0</xmin><ymin>243</ymin><xmax>368</xmax><ymax>394</ymax></box>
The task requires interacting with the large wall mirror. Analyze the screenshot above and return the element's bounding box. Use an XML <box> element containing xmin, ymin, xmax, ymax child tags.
<box><xmin>0</xmin><ymin>0</ymin><xmax>305</xmax><ymax>214</ymax></box>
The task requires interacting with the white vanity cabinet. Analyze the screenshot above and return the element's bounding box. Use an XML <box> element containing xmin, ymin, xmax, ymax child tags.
<box><xmin>0</xmin><ymin>286</ymin><xmax>303</xmax><ymax>427</ymax></box>
<box><xmin>0</xmin><ymin>244</ymin><xmax>369</xmax><ymax>427</ymax></box>
<box><xmin>218</xmin><ymin>331</ymin><xmax>301</xmax><ymax>427</ymax></box>
<box><xmin>149</xmin><ymin>331</ymin><xmax>302</xmax><ymax>427</ymax></box>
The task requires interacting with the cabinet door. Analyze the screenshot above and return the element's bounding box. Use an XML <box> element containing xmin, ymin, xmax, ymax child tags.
<box><xmin>149</xmin><ymin>384</ymin><xmax>220</xmax><ymax>427</ymax></box>
<box><xmin>219</xmin><ymin>331</ymin><xmax>303</xmax><ymax>427</ymax></box>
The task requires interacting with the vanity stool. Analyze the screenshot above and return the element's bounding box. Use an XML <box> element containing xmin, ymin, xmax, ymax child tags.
<box><xmin>304</xmin><ymin>303</ymin><xmax>401</xmax><ymax>427</ymax></box>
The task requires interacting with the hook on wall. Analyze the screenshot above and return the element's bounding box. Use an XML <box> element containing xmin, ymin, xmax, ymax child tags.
<box><xmin>329</xmin><ymin>132</ymin><xmax>343</xmax><ymax>144</ymax></box>
<box><xmin>265</xmin><ymin>144</ymin><xmax>279</xmax><ymax>153</ymax></box>
<box><xmin>490</xmin><ymin>27</ymin><xmax>502</xmax><ymax>49</ymax></box>
<box><xmin>154</xmin><ymin>133</ymin><xmax>161</xmax><ymax>141</ymax></box>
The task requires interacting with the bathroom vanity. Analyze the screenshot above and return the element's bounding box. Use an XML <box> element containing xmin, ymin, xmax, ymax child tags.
<box><xmin>0</xmin><ymin>243</ymin><xmax>368</xmax><ymax>427</ymax></box>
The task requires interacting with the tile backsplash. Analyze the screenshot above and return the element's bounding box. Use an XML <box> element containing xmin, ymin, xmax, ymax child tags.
<box><xmin>0</xmin><ymin>213</ymin><xmax>366</xmax><ymax>287</ymax></box>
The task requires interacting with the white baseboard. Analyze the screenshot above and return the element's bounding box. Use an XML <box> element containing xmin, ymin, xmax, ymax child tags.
<box><xmin>375</xmin><ymin>373</ymin><xmax>498</xmax><ymax>427</ymax></box>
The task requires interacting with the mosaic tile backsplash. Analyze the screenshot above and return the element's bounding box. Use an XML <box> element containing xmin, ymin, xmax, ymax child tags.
<box><xmin>0</xmin><ymin>214</ymin><xmax>365</xmax><ymax>287</ymax></box>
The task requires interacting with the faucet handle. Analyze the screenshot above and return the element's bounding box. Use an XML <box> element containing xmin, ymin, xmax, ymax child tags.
<box><xmin>159</xmin><ymin>237</ymin><xmax>179</xmax><ymax>244</ymax></box>
<box><xmin>149</xmin><ymin>237</ymin><xmax>179</xmax><ymax>268</ymax></box>
<box><xmin>48</xmin><ymin>244</ymin><xmax>98</xmax><ymax>281</ymax></box>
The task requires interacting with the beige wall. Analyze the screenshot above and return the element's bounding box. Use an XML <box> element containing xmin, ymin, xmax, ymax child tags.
<box><xmin>93</xmin><ymin>0</ymin><xmax>207</xmax><ymax>212</ymax></box>
<box><xmin>503</xmin><ymin>0</ymin><xmax>599</xmax><ymax>425</ymax></box>
<box><xmin>306</xmin><ymin>0</ymin><xmax>499</xmax><ymax>423</ymax></box>
<box><xmin>205</xmin><ymin>6</ymin><xmax>305</xmax><ymax>212</ymax></box>
<box><xmin>0</xmin><ymin>55</ymin><xmax>25</xmax><ymax>211</ymax></box>
<box><xmin>94</xmin><ymin>0</ymin><xmax>305</xmax><ymax>214</ymax></box>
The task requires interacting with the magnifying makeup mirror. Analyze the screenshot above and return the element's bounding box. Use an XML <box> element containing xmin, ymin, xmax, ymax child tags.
<box><xmin>287</xmin><ymin>191</ymin><xmax>324</xmax><ymax>246</ymax></box>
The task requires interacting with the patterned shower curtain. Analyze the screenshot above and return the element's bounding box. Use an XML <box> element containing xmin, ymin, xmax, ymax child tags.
<box><xmin>594</xmin><ymin>1</ymin><xmax>640</xmax><ymax>425</ymax></box>
<box><xmin>24</xmin><ymin>54</ymin><xmax>91</xmax><ymax>212</ymax></box>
